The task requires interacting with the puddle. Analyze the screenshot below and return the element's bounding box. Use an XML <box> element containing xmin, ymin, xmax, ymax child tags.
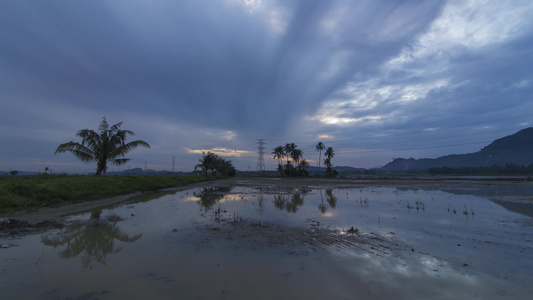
<box><xmin>1</xmin><ymin>183</ymin><xmax>532</xmax><ymax>299</ymax></box>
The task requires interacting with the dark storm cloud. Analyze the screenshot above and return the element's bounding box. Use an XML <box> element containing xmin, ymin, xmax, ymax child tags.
<box><xmin>1</xmin><ymin>0</ymin><xmax>532</xmax><ymax>172</ymax></box>
<box><xmin>1</xmin><ymin>0</ymin><xmax>443</xmax><ymax>133</ymax></box>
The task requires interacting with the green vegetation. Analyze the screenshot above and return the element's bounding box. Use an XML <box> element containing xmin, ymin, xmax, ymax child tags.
<box><xmin>323</xmin><ymin>146</ymin><xmax>338</xmax><ymax>177</ymax></box>
<box><xmin>0</xmin><ymin>174</ymin><xmax>216</xmax><ymax>214</ymax></box>
<box><xmin>55</xmin><ymin>118</ymin><xmax>151</xmax><ymax>176</ymax></box>
<box><xmin>272</xmin><ymin>143</ymin><xmax>310</xmax><ymax>176</ymax></box>
<box><xmin>195</xmin><ymin>151</ymin><xmax>236</xmax><ymax>176</ymax></box>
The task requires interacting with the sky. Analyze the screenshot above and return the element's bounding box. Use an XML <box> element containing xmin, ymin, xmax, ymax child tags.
<box><xmin>1</xmin><ymin>0</ymin><xmax>533</xmax><ymax>174</ymax></box>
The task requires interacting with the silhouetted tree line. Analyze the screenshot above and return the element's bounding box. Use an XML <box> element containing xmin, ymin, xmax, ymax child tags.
<box><xmin>195</xmin><ymin>151</ymin><xmax>236</xmax><ymax>176</ymax></box>
<box><xmin>428</xmin><ymin>163</ymin><xmax>533</xmax><ymax>175</ymax></box>
<box><xmin>315</xmin><ymin>141</ymin><xmax>337</xmax><ymax>177</ymax></box>
<box><xmin>272</xmin><ymin>143</ymin><xmax>310</xmax><ymax>176</ymax></box>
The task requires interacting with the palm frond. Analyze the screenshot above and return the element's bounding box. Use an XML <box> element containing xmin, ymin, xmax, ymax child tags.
<box><xmin>55</xmin><ymin>142</ymin><xmax>95</xmax><ymax>162</ymax></box>
<box><xmin>109</xmin><ymin>121</ymin><xmax>123</xmax><ymax>133</ymax></box>
<box><xmin>109</xmin><ymin>140</ymin><xmax>150</xmax><ymax>159</ymax></box>
<box><xmin>98</xmin><ymin>117</ymin><xmax>109</xmax><ymax>132</ymax></box>
<box><xmin>112</xmin><ymin>158</ymin><xmax>130</xmax><ymax>166</ymax></box>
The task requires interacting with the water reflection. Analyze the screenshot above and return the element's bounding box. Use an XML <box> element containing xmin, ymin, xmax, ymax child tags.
<box><xmin>319</xmin><ymin>189</ymin><xmax>338</xmax><ymax>214</ymax></box>
<box><xmin>325</xmin><ymin>189</ymin><xmax>337</xmax><ymax>208</ymax></box>
<box><xmin>2</xmin><ymin>183</ymin><xmax>532</xmax><ymax>299</ymax></box>
<box><xmin>194</xmin><ymin>186</ymin><xmax>233</xmax><ymax>211</ymax></box>
<box><xmin>42</xmin><ymin>210</ymin><xmax>142</xmax><ymax>270</ymax></box>
<box><xmin>274</xmin><ymin>193</ymin><xmax>305</xmax><ymax>213</ymax></box>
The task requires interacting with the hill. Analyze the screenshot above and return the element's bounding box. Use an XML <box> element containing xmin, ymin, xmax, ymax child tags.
<box><xmin>381</xmin><ymin>127</ymin><xmax>533</xmax><ymax>172</ymax></box>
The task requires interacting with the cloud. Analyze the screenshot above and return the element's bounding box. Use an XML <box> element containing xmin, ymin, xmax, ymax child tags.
<box><xmin>1</xmin><ymin>0</ymin><xmax>532</xmax><ymax>172</ymax></box>
<box><xmin>186</xmin><ymin>147</ymin><xmax>254</xmax><ymax>158</ymax></box>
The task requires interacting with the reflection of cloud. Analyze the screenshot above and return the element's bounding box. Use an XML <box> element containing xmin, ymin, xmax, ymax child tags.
<box><xmin>328</xmin><ymin>248</ymin><xmax>488</xmax><ymax>299</ymax></box>
<box><xmin>193</xmin><ymin>186</ymin><xmax>233</xmax><ymax>211</ymax></box>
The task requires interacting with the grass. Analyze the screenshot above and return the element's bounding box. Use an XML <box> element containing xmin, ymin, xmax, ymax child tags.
<box><xmin>0</xmin><ymin>174</ymin><xmax>218</xmax><ymax>214</ymax></box>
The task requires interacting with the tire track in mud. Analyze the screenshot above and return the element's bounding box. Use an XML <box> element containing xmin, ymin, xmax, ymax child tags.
<box><xmin>200</xmin><ymin>215</ymin><xmax>402</xmax><ymax>257</ymax></box>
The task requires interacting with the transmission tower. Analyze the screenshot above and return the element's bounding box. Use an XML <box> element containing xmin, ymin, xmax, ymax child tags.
<box><xmin>256</xmin><ymin>139</ymin><xmax>265</xmax><ymax>172</ymax></box>
<box><xmin>172</xmin><ymin>156</ymin><xmax>175</xmax><ymax>173</ymax></box>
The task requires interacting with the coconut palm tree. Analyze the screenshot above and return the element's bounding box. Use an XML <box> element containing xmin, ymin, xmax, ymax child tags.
<box><xmin>291</xmin><ymin>148</ymin><xmax>303</xmax><ymax>166</ymax></box>
<box><xmin>284</xmin><ymin>143</ymin><xmax>297</xmax><ymax>165</ymax></box>
<box><xmin>55</xmin><ymin>118</ymin><xmax>150</xmax><ymax>176</ymax></box>
<box><xmin>195</xmin><ymin>151</ymin><xmax>217</xmax><ymax>175</ymax></box>
<box><xmin>195</xmin><ymin>152</ymin><xmax>236</xmax><ymax>176</ymax></box>
<box><xmin>324</xmin><ymin>147</ymin><xmax>336</xmax><ymax>177</ymax></box>
<box><xmin>272</xmin><ymin>146</ymin><xmax>286</xmax><ymax>175</ymax></box>
<box><xmin>324</xmin><ymin>147</ymin><xmax>335</xmax><ymax>164</ymax></box>
<box><xmin>315</xmin><ymin>141</ymin><xmax>325</xmax><ymax>174</ymax></box>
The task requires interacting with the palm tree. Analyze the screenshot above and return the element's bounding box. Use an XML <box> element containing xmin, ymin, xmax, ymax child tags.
<box><xmin>324</xmin><ymin>147</ymin><xmax>336</xmax><ymax>176</ymax></box>
<box><xmin>298</xmin><ymin>159</ymin><xmax>310</xmax><ymax>175</ymax></box>
<box><xmin>271</xmin><ymin>146</ymin><xmax>285</xmax><ymax>175</ymax></box>
<box><xmin>195</xmin><ymin>152</ymin><xmax>236</xmax><ymax>176</ymax></box>
<box><xmin>291</xmin><ymin>148</ymin><xmax>303</xmax><ymax>165</ymax></box>
<box><xmin>195</xmin><ymin>151</ymin><xmax>217</xmax><ymax>175</ymax></box>
<box><xmin>315</xmin><ymin>142</ymin><xmax>325</xmax><ymax>174</ymax></box>
<box><xmin>55</xmin><ymin>118</ymin><xmax>150</xmax><ymax>176</ymax></box>
<box><xmin>324</xmin><ymin>147</ymin><xmax>335</xmax><ymax>163</ymax></box>
<box><xmin>284</xmin><ymin>143</ymin><xmax>297</xmax><ymax>165</ymax></box>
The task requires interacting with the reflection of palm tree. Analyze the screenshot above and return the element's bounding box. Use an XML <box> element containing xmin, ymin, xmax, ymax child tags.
<box><xmin>273</xmin><ymin>194</ymin><xmax>287</xmax><ymax>210</ymax></box>
<box><xmin>273</xmin><ymin>193</ymin><xmax>305</xmax><ymax>213</ymax></box>
<box><xmin>42</xmin><ymin>211</ymin><xmax>142</xmax><ymax>271</ymax></box>
<box><xmin>325</xmin><ymin>189</ymin><xmax>337</xmax><ymax>208</ymax></box>
<box><xmin>194</xmin><ymin>186</ymin><xmax>232</xmax><ymax>211</ymax></box>
<box><xmin>286</xmin><ymin>193</ymin><xmax>303</xmax><ymax>213</ymax></box>
<box><xmin>318</xmin><ymin>189</ymin><xmax>327</xmax><ymax>214</ymax></box>
<box><xmin>318</xmin><ymin>202</ymin><xmax>328</xmax><ymax>214</ymax></box>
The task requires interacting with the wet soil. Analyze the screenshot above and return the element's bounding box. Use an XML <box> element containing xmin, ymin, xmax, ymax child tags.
<box><xmin>1</xmin><ymin>176</ymin><xmax>532</xmax><ymax>299</ymax></box>
<box><xmin>1</xmin><ymin>176</ymin><xmax>532</xmax><ymax>238</ymax></box>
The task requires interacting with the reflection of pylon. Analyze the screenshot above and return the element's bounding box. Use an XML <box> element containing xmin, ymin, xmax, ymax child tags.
<box><xmin>256</xmin><ymin>139</ymin><xmax>265</xmax><ymax>172</ymax></box>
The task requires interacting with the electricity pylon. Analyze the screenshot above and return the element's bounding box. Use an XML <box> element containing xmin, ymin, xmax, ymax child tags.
<box><xmin>256</xmin><ymin>139</ymin><xmax>265</xmax><ymax>172</ymax></box>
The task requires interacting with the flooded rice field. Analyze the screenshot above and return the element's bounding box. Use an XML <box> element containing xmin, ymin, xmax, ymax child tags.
<box><xmin>1</xmin><ymin>178</ymin><xmax>532</xmax><ymax>299</ymax></box>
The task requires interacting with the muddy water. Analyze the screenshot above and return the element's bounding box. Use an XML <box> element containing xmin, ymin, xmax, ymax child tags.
<box><xmin>1</xmin><ymin>183</ymin><xmax>532</xmax><ymax>299</ymax></box>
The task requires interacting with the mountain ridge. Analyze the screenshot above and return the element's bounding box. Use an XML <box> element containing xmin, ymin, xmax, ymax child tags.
<box><xmin>381</xmin><ymin>127</ymin><xmax>533</xmax><ymax>172</ymax></box>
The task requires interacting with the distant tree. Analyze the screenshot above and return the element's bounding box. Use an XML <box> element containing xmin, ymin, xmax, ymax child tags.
<box><xmin>10</xmin><ymin>170</ymin><xmax>18</xmax><ymax>177</ymax></box>
<box><xmin>284</xmin><ymin>143</ymin><xmax>297</xmax><ymax>166</ymax></box>
<box><xmin>273</xmin><ymin>143</ymin><xmax>309</xmax><ymax>176</ymax></box>
<box><xmin>324</xmin><ymin>147</ymin><xmax>337</xmax><ymax>177</ymax></box>
<box><xmin>272</xmin><ymin>146</ymin><xmax>286</xmax><ymax>176</ymax></box>
<box><xmin>214</xmin><ymin>157</ymin><xmax>236</xmax><ymax>176</ymax></box>
<box><xmin>315</xmin><ymin>141</ymin><xmax>325</xmax><ymax>174</ymax></box>
<box><xmin>195</xmin><ymin>152</ymin><xmax>236</xmax><ymax>176</ymax></box>
<box><xmin>297</xmin><ymin>159</ymin><xmax>310</xmax><ymax>176</ymax></box>
<box><xmin>195</xmin><ymin>152</ymin><xmax>217</xmax><ymax>176</ymax></box>
<box><xmin>55</xmin><ymin>117</ymin><xmax>150</xmax><ymax>176</ymax></box>
<box><xmin>290</xmin><ymin>148</ymin><xmax>303</xmax><ymax>166</ymax></box>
